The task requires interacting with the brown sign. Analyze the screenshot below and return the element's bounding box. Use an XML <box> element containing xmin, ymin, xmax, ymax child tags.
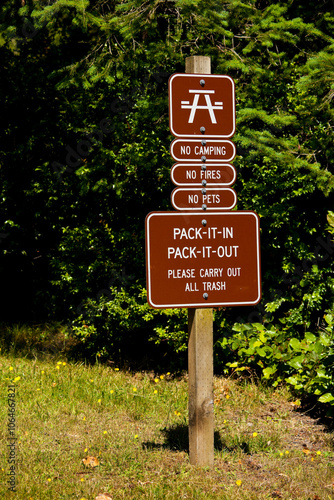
<box><xmin>171</xmin><ymin>163</ymin><xmax>236</xmax><ymax>187</ymax></box>
<box><xmin>171</xmin><ymin>187</ymin><xmax>237</xmax><ymax>211</ymax></box>
<box><xmin>170</xmin><ymin>139</ymin><xmax>236</xmax><ymax>163</ymax></box>
<box><xmin>169</xmin><ymin>74</ymin><xmax>235</xmax><ymax>138</ymax></box>
<box><xmin>145</xmin><ymin>211</ymin><xmax>261</xmax><ymax>308</ymax></box>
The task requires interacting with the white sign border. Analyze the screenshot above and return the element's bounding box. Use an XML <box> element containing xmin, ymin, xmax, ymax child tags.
<box><xmin>169</xmin><ymin>74</ymin><xmax>236</xmax><ymax>139</ymax></box>
<box><xmin>170</xmin><ymin>187</ymin><xmax>237</xmax><ymax>211</ymax></box>
<box><xmin>171</xmin><ymin>163</ymin><xmax>236</xmax><ymax>187</ymax></box>
<box><xmin>145</xmin><ymin>211</ymin><xmax>261</xmax><ymax>309</ymax></box>
<box><xmin>170</xmin><ymin>139</ymin><xmax>236</xmax><ymax>163</ymax></box>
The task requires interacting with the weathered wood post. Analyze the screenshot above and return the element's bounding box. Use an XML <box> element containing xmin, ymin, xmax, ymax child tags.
<box><xmin>186</xmin><ymin>55</ymin><xmax>215</xmax><ymax>467</ymax></box>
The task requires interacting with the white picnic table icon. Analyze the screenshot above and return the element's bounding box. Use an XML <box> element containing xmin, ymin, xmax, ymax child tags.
<box><xmin>181</xmin><ymin>89</ymin><xmax>223</xmax><ymax>124</ymax></box>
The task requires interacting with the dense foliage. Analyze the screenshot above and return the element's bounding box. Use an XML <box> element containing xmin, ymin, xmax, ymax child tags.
<box><xmin>1</xmin><ymin>1</ymin><xmax>334</xmax><ymax>405</ymax></box>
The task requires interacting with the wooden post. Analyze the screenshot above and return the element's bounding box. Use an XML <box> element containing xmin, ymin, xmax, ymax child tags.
<box><xmin>185</xmin><ymin>55</ymin><xmax>211</xmax><ymax>75</ymax></box>
<box><xmin>186</xmin><ymin>55</ymin><xmax>214</xmax><ymax>467</ymax></box>
<box><xmin>188</xmin><ymin>308</ymin><xmax>214</xmax><ymax>466</ymax></box>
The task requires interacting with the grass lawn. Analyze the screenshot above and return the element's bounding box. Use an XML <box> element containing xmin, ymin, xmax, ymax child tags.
<box><xmin>0</xmin><ymin>327</ymin><xmax>334</xmax><ymax>499</ymax></box>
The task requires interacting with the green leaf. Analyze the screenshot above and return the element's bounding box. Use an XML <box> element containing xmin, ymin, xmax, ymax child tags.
<box><xmin>288</xmin><ymin>356</ymin><xmax>304</xmax><ymax>370</ymax></box>
<box><xmin>286</xmin><ymin>376</ymin><xmax>300</xmax><ymax>386</ymax></box>
<box><xmin>289</xmin><ymin>338</ymin><xmax>301</xmax><ymax>350</ymax></box>
<box><xmin>252</xmin><ymin>340</ymin><xmax>263</xmax><ymax>348</ymax></box>
<box><xmin>318</xmin><ymin>393</ymin><xmax>334</xmax><ymax>403</ymax></box>
<box><xmin>257</xmin><ymin>347</ymin><xmax>267</xmax><ymax>357</ymax></box>
<box><xmin>319</xmin><ymin>332</ymin><xmax>331</xmax><ymax>347</ymax></box>
<box><xmin>305</xmin><ymin>332</ymin><xmax>317</xmax><ymax>343</ymax></box>
<box><xmin>263</xmin><ymin>365</ymin><xmax>277</xmax><ymax>379</ymax></box>
<box><xmin>228</xmin><ymin>362</ymin><xmax>239</xmax><ymax>368</ymax></box>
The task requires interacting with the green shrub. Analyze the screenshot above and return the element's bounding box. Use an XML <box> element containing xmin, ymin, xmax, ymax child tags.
<box><xmin>70</xmin><ymin>286</ymin><xmax>188</xmax><ymax>369</ymax></box>
<box><xmin>216</xmin><ymin>313</ymin><xmax>334</xmax><ymax>409</ymax></box>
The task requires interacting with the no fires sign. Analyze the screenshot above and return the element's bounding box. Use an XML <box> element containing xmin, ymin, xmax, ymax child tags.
<box><xmin>145</xmin><ymin>211</ymin><xmax>261</xmax><ymax>308</ymax></box>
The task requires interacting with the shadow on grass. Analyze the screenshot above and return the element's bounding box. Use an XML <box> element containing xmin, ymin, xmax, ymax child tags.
<box><xmin>0</xmin><ymin>322</ymin><xmax>78</xmax><ymax>360</ymax></box>
<box><xmin>0</xmin><ymin>322</ymin><xmax>188</xmax><ymax>372</ymax></box>
<box><xmin>142</xmin><ymin>424</ymin><xmax>224</xmax><ymax>453</ymax></box>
